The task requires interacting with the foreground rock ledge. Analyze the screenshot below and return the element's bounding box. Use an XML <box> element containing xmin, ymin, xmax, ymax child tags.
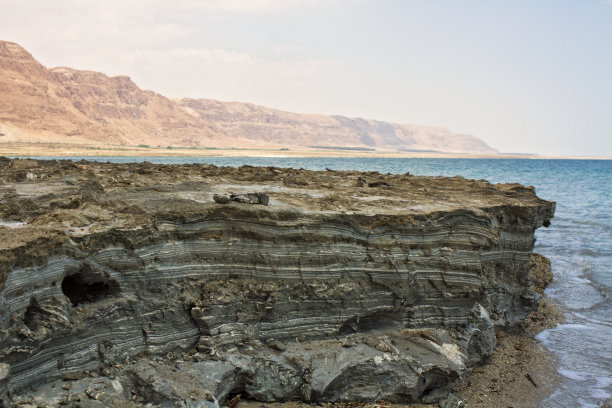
<box><xmin>0</xmin><ymin>158</ymin><xmax>555</xmax><ymax>407</ymax></box>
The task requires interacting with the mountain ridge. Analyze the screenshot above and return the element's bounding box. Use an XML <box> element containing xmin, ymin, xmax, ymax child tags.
<box><xmin>0</xmin><ymin>40</ymin><xmax>497</xmax><ymax>154</ymax></box>
<box><xmin>176</xmin><ymin>97</ymin><xmax>497</xmax><ymax>153</ymax></box>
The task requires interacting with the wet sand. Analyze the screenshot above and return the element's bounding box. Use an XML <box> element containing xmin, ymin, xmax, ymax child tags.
<box><xmin>2</xmin><ymin>142</ymin><xmax>610</xmax><ymax>159</ymax></box>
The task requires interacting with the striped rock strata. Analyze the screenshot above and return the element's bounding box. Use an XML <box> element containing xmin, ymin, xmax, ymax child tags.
<box><xmin>0</xmin><ymin>158</ymin><xmax>555</xmax><ymax>407</ymax></box>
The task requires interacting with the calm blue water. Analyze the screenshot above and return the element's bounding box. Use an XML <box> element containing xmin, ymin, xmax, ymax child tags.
<box><xmin>23</xmin><ymin>156</ymin><xmax>612</xmax><ymax>407</ymax></box>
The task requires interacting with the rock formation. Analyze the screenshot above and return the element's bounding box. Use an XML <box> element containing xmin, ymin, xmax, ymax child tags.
<box><xmin>0</xmin><ymin>158</ymin><xmax>554</xmax><ymax>407</ymax></box>
<box><xmin>0</xmin><ymin>40</ymin><xmax>497</xmax><ymax>154</ymax></box>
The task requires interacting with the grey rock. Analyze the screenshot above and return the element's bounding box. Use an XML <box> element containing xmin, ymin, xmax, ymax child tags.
<box><xmin>233</xmin><ymin>192</ymin><xmax>269</xmax><ymax>205</ymax></box>
<box><xmin>0</xmin><ymin>363</ymin><xmax>9</xmax><ymax>407</ymax></box>
<box><xmin>266</xmin><ymin>339</ymin><xmax>287</xmax><ymax>352</ymax></box>
<box><xmin>422</xmin><ymin>389</ymin><xmax>463</xmax><ymax>407</ymax></box>
<box><xmin>128</xmin><ymin>361</ymin><xmax>223</xmax><ymax>407</ymax></box>
<box><xmin>439</xmin><ymin>394</ymin><xmax>463</xmax><ymax>408</ymax></box>
<box><xmin>341</xmin><ymin>337</ymin><xmax>355</xmax><ymax>348</ymax></box>
<box><xmin>465</xmin><ymin>303</ymin><xmax>496</xmax><ymax>366</ymax></box>
<box><xmin>0</xmin><ymin>159</ymin><xmax>555</xmax><ymax>406</ymax></box>
<box><xmin>214</xmin><ymin>192</ymin><xmax>269</xmax><ymax>205</ymax></box>
<box><xmin>213</xmin><ymin>194</ymin><xmax>232</xmax><ymax>204</ymax></box>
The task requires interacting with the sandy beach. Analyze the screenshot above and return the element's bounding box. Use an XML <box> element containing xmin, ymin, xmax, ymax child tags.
<box><xmin>1</xmin><ymin>142</ymin><xmax>610</xmax><ymax>160</ymax></box>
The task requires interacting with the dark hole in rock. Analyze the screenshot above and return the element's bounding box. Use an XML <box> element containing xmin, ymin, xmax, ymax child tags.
<box><xmin>339</xmin><ymin>311</ymin><xmax>402</xmax><ymax>335</ymax></box>
<box><xmin>24</xmin><ymin>298</ymin><xmax>45</xmax><ymax>331</ymax></box>
<box><xmin>61</xmin><ymin>271</ymin><xmax>119</xmax><ymax>306</ymax></box>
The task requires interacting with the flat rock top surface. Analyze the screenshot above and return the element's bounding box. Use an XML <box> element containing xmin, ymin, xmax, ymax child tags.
<box><xmin>0</xmin><ymin>158</ymin><xmax>552</xmax><ymax>247</ymax></box>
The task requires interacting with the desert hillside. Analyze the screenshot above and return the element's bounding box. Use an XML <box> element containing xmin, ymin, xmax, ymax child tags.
<box><xmin>178</xmin><ymin>98</ymin><xmax>497</xmax><ymax>153</ymax></box>
<box><xmin>0</xmin><ymin>40</ymin><xmax>497</xmax><ymax>154</ymax></box>
<box><xmin>0</xmin><ymin>41</ymin><xmax>241</xmax><ymax>149</ymax></box>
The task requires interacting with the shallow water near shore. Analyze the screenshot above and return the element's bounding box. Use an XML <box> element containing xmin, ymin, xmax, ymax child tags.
<box><xmin>19</xmin><ymin>156</ymin><xmax>612</xmax><ymax>407</ymax></box>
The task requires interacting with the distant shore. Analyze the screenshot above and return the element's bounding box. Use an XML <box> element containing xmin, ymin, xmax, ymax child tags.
<box><xmin>1</xmin><ymin>142</ymin><xmax>610</xmax><ymax>160</ymax></box>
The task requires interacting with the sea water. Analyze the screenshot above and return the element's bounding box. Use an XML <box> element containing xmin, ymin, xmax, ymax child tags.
<box><xmin>22</xmin><ymin>156</ymin><xmax>612</xmax><ymax>407</ymax></box>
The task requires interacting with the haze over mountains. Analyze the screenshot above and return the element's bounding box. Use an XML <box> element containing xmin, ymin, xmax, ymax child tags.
<box><xmin>0</xmin><ymin>41</ymin><xmax>497</xmax><ymax>154</ymax></box>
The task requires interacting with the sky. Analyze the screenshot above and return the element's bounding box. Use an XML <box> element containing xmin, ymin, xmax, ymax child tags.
<box><xmin>1</xmin><ymin>0</ymin><xmax>611</xmax><ymax>156</ymax></box>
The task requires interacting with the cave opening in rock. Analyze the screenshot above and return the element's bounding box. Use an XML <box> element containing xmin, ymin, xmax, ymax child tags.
<box><xmin>61</xmin><ymin>271</ymin><xmax>119</xmax><ymax>306</ymax></box>
<box><xmin>24</xmin><ymin>298</ymin><xmax>45</xmax><ymax>331</ymax></box>
<box><xmin>338</xmin><ymin>311</ymin><xmax>402</xmax><ymax>335</ymax></box>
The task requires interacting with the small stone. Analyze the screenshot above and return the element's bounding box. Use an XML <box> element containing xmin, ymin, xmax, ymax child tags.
<box><xmin>0</xmin><ymin>363</ymin><xmax>9</xmax><ymax>381</ymax></box>
<box><xmin>232</xmin><ymin>194</ymin><xmax>251</xmax><ymax>203</ymax></box>
<box><xmin>439</xmin><ymin>393</ymin><xmax>463</xmax><ymax>408</ymax></box>
<box><xmin>266</xmin><ymin>339</ymin><xmax>287</xmax><ymax>352</ymax></box>
<box><xmin>62</xmin><ymin>372</ymin><xmax>88</xmax><ymax>381</ymax></box>
<box><xmin>214</xmin><ymin>192</ymin><xmax>269</xmax><ymax>205</ymax></box>
<box><xmin>341</xmin><ymin>338</ymin><xmax>355</xmax><ymax>348</ymax></box>
<box><xmin>368</xmin><ymin>181</ymin><xmax>390</xmax><ymax>188</ymax></box>
<box><xmin>375</xmin><ymin>342</ymin><xmax>390</xmax><ymax>352</ymax></box>
<box><xmin>213</xmin><ymin>194</ymin><xmax>231</xmax><ymax>204</ymax></box>
<box><xmin>252</xmin><ymin>192</ymin><xmax>269</xmax><ymax>206</ymax></box>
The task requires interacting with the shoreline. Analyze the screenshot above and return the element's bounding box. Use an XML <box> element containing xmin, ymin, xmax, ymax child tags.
<box><xmin>455</xmin><ymin>253</ymin><xmax>563</xmax><ymax>407</ymax></box>
<box><xmin>1</xmin><ymin>143</ymin><xmax>610</xmax><ymax>160</ymax></box>
<box><xmin>456</xmin><ymin>305</ymin><xmax>562</xmax><ymax>407</ymax></box>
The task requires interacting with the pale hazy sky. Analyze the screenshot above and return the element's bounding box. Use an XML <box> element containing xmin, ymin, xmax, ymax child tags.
<box><xmin>1</xmin><ymin>0</ymin><xmax>611</xmax><ymax>156</ymax></box>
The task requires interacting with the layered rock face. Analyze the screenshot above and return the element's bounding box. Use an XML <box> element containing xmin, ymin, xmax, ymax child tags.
<box><xmin>0</xmin><ymin>158</ymin><xmax>554</xmax><ymax>407</ymax></box>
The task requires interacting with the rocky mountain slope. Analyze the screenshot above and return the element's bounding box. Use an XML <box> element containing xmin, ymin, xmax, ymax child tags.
<box><xmin>178</xmin><ymin>98</ymin><xmax>497</xmax><ymax>153</ymax></box>
<box><xmin>0</xmin><ymin>41</ymin><xmax>241</xmax><ymax>149</ymax></box>
<box><xmin>0</xmin><ymin>40</ymin><xmax>497</xmax><ymax>153</ymax></box>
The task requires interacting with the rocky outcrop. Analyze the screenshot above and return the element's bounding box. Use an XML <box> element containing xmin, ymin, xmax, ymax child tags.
<box><xmin>0</xmin><ymin>158</ymin><xmax>554</xmax><ymax>407</ymax></box>
<box><xmin>0</xmin><ymin>40</ymin><xmax>497</xmax><ymax>154</ymax></box>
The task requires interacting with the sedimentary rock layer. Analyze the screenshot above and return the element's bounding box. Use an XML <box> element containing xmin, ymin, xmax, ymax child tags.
<box><xmin>0</xmin><ymin>158</ymin><xmax>554</xmax><ymax>407</ymax></box>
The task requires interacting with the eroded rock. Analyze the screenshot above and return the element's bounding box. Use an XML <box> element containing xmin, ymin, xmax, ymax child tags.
<box><xmin>0</xmin><ymin>363</ymin><xmax>9</xmax><ymax>407</ymax></box>
<box><xmin>0</xmin><ymin>158</ymin><xmax>555</xmax><ymax>406</ymax></box>
<box><xmin>213</xmin><ymin>192</ymin><xmax>269</xmax><ymax>205</ymax></box>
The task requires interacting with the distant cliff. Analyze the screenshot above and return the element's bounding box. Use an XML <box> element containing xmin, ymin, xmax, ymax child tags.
<box><xmin>0</xmin><ymin>40</ymin><xmax>497</xmax><ymax>154</ymax></box>
<box><xmin>178</xmin><ymin>98</ymin><xmax>497</xmax><ymax>153</ymax></box>
<box><xmin>0</xmin><ymin>41</ymin><xmax>231</xmax><ymax>149</ymax></box>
